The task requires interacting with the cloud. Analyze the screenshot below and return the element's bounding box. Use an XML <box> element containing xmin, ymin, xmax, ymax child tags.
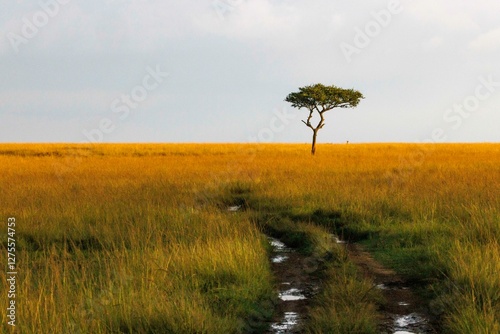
<box><xmin>1</xmin><ymin>0</ymin><xmax>499</xmax><ymax>143</ymax></box>
<box><xmin>469</xmin><ymin>27</ymin><xmax>500</xmax><ymax>52</ymax></box>
<box><xmin>406</xmin><ymin>1</ymin><xmax>481</xmax><ymax>32</ymax></box>
<box><xmin>196</xmin><ymin>0</ymin><xmax>300</xmax><ymax>40</ymax></box>
<box><xmin>0</xmin><ymin>1</ymin><xmax>207</xmax><ymax>55</ymax></box>
<box><xmin>0</xmin><ymin>90</ymin><xmax>119</xmax><ymax>115</ymax></box>
<box><xmin>421</xmin><ymin>36</ymin><xmax>443</xmax><ymax>50</ymax></box>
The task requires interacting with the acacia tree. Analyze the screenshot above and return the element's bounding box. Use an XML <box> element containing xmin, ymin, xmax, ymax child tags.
<box><xmin>285</xmin><ymin>83</ymin><xmax>364</xmax><ymax>155</ymax></box>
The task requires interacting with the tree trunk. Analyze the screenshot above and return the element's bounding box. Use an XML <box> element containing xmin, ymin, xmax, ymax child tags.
<box><xmin>311</xmin><ymin>130</ymin><xmax>318</xmax><ymax>155</ymax></box>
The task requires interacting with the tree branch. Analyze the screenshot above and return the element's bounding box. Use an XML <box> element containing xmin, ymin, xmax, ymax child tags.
<box><xmin>285</xmin><ymin>83</ymin><xmax>364</xmax><ymax>154</ymax></box>
<box><xmin>301</xmin><ymin>109</ymin><xmax>313</xmax><ymax>128</ymax></box>
<box><xmin>315</xmin><ymin>111</ymin><xmax>326</xmax><ymax>131</ymax></box>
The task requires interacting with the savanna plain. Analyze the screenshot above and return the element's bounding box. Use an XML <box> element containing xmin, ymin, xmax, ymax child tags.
<box><xmin>0</xmin><ymin>143</ymin><xmax>499</xmax><ymax>333</ymax></box>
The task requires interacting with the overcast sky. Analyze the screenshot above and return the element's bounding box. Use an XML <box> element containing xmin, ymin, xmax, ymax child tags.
<box><xmin>1</xmin><ymin>0</ymin><xmax>499</xmax><ymax>143</ymax></box>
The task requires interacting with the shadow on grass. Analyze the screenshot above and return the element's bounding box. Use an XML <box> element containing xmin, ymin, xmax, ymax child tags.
<box><xmin>220</xmin><ymin>183</ymin><xmax>384</xmax><ymax>333</ymax></box>
<box><xmin>220</xmin><ymin>182</ymin><xmax>443</xmax><ymax>285</ymax></box>
<box><xmin>6</xmin><ymin>234</ymin><xmax>104</xmax><ymax>253</ymax></box>
<box><xmin>220</xmin><ymin>183</ymin><xmax>374</xmax><ymax>245</ymax></box>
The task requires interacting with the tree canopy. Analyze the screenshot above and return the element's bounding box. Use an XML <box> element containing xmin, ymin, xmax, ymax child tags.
<box><xmin>285</xmin><ymin>83</ymin><xmax>364</xmax><ymax>155</ymax></box>
<box><xmin>285</xmin><ymin>84</ymin><xmax>363</xmax><ymax>112</ymax></box>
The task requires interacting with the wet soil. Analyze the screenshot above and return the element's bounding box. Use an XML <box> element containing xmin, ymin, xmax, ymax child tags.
<box><xmin>347</xmin><ymin>243</ymin><xmax>438</xmax><ymax>334</ymax></box>
<box><xmin>265</xmin><ymin>236</ymin><xmax>438</xmax><ymax>333</ymax></box>
<box><xmin>265</xmin><ymin>237</ymin><xmax>321</xmax><ymax>333</ymax></box>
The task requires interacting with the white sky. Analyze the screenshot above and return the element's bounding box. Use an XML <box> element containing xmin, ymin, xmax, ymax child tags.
<box><xmin>1</xmin><ymin>0</ymin><xmax>499</xmax><ymax>143</ymax></box>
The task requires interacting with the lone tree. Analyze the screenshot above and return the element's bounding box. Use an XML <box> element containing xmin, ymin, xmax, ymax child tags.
<box><xmin>285</xmin><ymin>83</ymin><xmax>364</xmax><ymax>155</ymax></box>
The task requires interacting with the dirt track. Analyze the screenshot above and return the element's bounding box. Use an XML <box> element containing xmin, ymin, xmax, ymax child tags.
<box><xmin>266</xmin><ymin>237</ymin><xmax>321</xmax><ymax>333</ymax></box>
<box><xmin>347</xmin><ymin>243</ymin><xmax>437</xmax><ymax>333</ymax></box>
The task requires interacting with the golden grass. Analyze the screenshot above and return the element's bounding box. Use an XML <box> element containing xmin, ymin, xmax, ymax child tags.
<box><xmin>0</xmin><ymin>143</ymin><xmax>499</xmax><ymax>333</ymax></box>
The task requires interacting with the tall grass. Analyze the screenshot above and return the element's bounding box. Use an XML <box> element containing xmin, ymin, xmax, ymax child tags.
<box><xmin>305</xmin><ymin>262</ymin><xmax>380</xmax><ymax>334</ymax></box>
<box><xmin>0</xmin><ymin>145</ymin><xmax>274</xmax><ymax>333</ymax></box>
<box><xmin>0</xmin><ymin>143</ymin><xmax>499</xmax><ymax>333</ymax></box>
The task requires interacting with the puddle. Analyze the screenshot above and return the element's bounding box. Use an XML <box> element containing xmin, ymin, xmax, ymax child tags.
<box><xmin>375</xmin><ymin>283</ymin><xmax>433</xmax><ymax>333</ymax></box>
<box><xmin>394</xmin><ymin>312</ymin><xmax>427</xmax><ymax>329</ymax></box>
<box><xmin>376</xmin><ymin>283</ymin><xmax>410</xmax><ymax>291</ymax></box>
<box><xmin>270</xmin><ymin>312</ymin><xmax>299</xmax><ymax>333</ymax></box>
<box><xmin>332</xmin><ymin>235</ymin><xmax>347</xmax><ymax>244</ymax></box>
<box><xmin>267</xmin><ymin>237</ymin><xmax>292</xmax><ymax>252</ymax></box>
<box><xmin>271</xmin><ymin>255</ymin><xmax>288</xmax><ymax>263</ymax></box>
<box><xmin>279</xmin><ymin>288</ymin><xmax>307</xmax><ymax>301</ymax></box>
<box><xmin>376</xmin><ymin>282</ymin><xmax>432</xmax><ymax>333</ymax></box>
<box><xmin>267</xmin><ymin>236</ymin><xmax>315</xmax><ymax>333</ymax></box>
<box><xmin>340</xmin><ymin>239</ymin><xmax>436</xmax><ymax>333</ymax></box>
<box><xmin>227</xmin><ymin>205</ymin><xmax>242</xmax><ymax>212</ymax></box>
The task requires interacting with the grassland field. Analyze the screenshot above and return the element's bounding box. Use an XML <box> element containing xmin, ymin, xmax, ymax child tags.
<box><xmin>0</xmin><ymin>143</ymin><xmax>499</xmax><ymax>333</ymax></box>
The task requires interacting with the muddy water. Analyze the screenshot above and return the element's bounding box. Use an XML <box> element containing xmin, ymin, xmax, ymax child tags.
<box><xmin>344</xmin><ymin>240</ymin><xmax>436</xmax><ymax>334</ymax></box>
<box><xmin>377</xmin><ymin>282</ymin><xmax>435</xmax><ymax>334</ymax></box>
<box><xmin>266</xmin><ymin>234</ymin><xmax>437</xmax><ymax>333</ymax></box>
<box><xmin>229</xmin><ymin>200</ymin><xmax>436</xmax><ymax>333</ymax></box>
<box><xmin>266</xmin><ymin>237</ymin><xmax>320</xmax><ymax>333</ymax></box>
<box><xmin>227</xmin><ymin>206</ymin><xmax>311</xmax><ymax>332</ymax></box>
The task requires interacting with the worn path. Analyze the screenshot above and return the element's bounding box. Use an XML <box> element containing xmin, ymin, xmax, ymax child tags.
<box><xmin>265</xmin><ymin>237</ymin><xmax>321</xmax><ymax>333</ymax></box>
<box><xmin>262</xmin><ymin>229</ymin><xmax>438</xmax><ymax>333</ymax></box>
<box><xmin>347</xmin><ymin>243</ymin><xmax>438</xmax><ymax>334</ymax></box>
